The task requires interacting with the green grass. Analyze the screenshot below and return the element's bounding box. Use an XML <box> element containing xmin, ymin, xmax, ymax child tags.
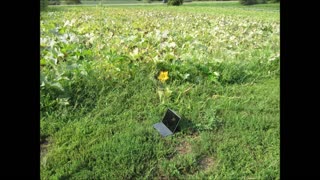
<box><xmin>41</xmin><ymin>1</ymin><xmax>279</xmax><ymax>179</ymax></box>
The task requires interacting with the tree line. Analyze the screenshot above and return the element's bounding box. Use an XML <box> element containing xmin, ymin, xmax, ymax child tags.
<box><xmin>240</xmin><ymin>0</ymin><xmax>279</xmax><ymax>5</ymax></box>
<box><xmin>41</xmin><ymin>0</ymin><xmax>279</xmax><ymax>11</ymax></box>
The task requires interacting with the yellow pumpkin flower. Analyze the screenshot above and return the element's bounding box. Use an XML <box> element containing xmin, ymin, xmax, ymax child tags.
<box><xmin>158</xmin><ymin>71</ymin><xmax>169</xmax><ymax>83</ymax></box>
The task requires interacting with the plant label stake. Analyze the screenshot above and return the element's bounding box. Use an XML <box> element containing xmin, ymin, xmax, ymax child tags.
<box><xmin>153</xmin><ymin>109</ymin><xmax>181</xmax><ymax>137</ymax></box>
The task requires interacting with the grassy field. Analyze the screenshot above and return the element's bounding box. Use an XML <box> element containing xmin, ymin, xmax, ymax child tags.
<box><xmin>41</xmin><ymin>1</ymin><xmax>279</xmax><ymax>179</ymax></box>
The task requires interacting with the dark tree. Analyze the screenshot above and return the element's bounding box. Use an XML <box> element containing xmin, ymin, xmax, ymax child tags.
<box><xmin>66</xmin><ymin>0</ymin><xmax>81</xmax><ymax>4</ymax></box>
<box><xmin>239</xmin><ymin>0</ymin><xmax>268</xmax><ymax>5</ymax></box>
<box><xmin>40</xmin><ymin>0</ymin><xmax>48</xmax><ymax>11</ymax></box>
<box><xmin>168</xmin><ymin>0</ymin><xmax>183</xmax><ymax>6</ymax></box>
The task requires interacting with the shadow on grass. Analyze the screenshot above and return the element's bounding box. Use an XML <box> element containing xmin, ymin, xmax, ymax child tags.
<box><xmin>176</xmin><ymin>115</ymin><xmax>225</xmax><ymax>136</ymax></box>
<box><xmin>176</xmin><ymin>116</ymin><xmax>198</xmax><ymax>136</ymax></box>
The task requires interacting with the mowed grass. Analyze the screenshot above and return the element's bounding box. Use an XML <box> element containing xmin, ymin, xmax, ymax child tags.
<box><xmin>41</xmin><ymin>1</ymin><xmax>279</xmax><ymax>179</ymax></box>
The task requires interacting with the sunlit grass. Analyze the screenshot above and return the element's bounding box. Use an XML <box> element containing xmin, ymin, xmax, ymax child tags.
<box><xmin>41</xmin><ymin>2</ymin><xmax>279</xmax><ymax>179</ymax></box>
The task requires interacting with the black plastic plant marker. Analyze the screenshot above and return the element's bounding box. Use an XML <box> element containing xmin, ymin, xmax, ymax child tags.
<box><xmin>153</xmin><ymin>109</ymin><xmax>181</xmax><ymax>137</ymax></box>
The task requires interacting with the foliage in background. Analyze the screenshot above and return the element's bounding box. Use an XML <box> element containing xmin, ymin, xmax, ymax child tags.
<box><xmin>65</xmin><ymin>0</ymin><xmax>81</xmax><ymax>4</ymax></box>
<box><xmin>168</xmin><ymin>0</ymin><xmax>183</xmax><ymax>6</ymax></box>
<box><xmin>193</xmin><ymin>0</ymin><xmax>232</xmax><ymax>1</ymax></box>
<box><xmin>239</xmin><ymin>0</ymin><xmax>256</xmax><ymax>5</ymax></box>
<box><xmin>239</xmin><ymin>0</ymin><xmax>279</xmax><ymax>5</ymax></box>
<box><xmin>48</xmin><ymin>0</ymin><xmax>60</xmax><ymax>5</ymax></box>
<box><xmin>41</xmin><ymin>0</ymin><xmax>48</xmax><ymax>11</ymax></box>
